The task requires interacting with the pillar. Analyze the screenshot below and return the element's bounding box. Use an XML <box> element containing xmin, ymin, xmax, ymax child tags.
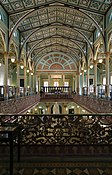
<box><xmin>29</xmin><ymin>72</ymin><xmax>31</xmax><ymax>94</ymax></box>
<box><xmin>87</xmin><ymin>67</ymin><xmax>90</xmax><ymax>95</ymax></box>
<box><xmin>48</xmin><ymin>74</ymin><xmax>51</xmax><ymax>86</ymax></box>
<box><xmin>46</xmin><ymin>103</ymin><xmax>50</xmax><ymax>114</ymax></box>
<box><xmin>24</xmin><ymin>66</ymin><xmax>27</xmax><ymax>95</ymax></box>
<box><xmin>32</xmin><ymin>73</ymin><xmax>35</xmax><ymax>93</ymax></box>
<box><xmin>4</xmin><ymin>53</ymin><xmax>8</xmax><ymax>99</ymax></box>
<box><xmin>33</xmin><ymin>73</ymin><xmax>36</xmax><ymax>93</ymax></box>
<box><xmin>38</xmin><ymin>76</ymin><xmax>40</xmax><ymax>92</ymax></box>
<box><xmin>62</xmin><ymin>103</ymin><xmax>66</xmax><ymax>114</ymax></box>
<box><xmin>63</xmin><ymin>74</ymin><xmax>65</xmax><ymax>86</ymax></box>
<box><xmin>73</xmin><ymin>76</ymin><xmax>75</xmax><ymax>91</ymax></box>
<box><xmin>82</xmin><ymin>71</ymin><xmax>84</xmax><ymax>95</ymax></box>
<box><xmin>36</xmin><ymin>75</ymin><xmax>38</xmax><ymax>92</ymax></box>
<box><xmin>76</xmin><ymin>72</ymin><xmax>80</xmax><ymax>94</ymax></box>
<box><xmin>94</xmin><ymin>60</ymin><xmax>97</xmax><ymax>96</ymax></box>
<box><xmin>105</xmin><ymin>52</ymin><xmax>110</xmax><ymax>98</ymax></box>
<box><xmin>17</xmin><ymin>62</ymin><xmax>20</xmax><ymax>97</ymax></box>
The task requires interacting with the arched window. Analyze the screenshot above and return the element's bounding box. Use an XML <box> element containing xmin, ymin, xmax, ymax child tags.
<box><xmin>0</xmin><ymin>11</ymin><xmax>7</xmax><ymax>24</ymax></box>
<box><xmin>0</xmin><ymin>12</ymin><xmax>3</xmax><ymax>21</ymax></box>
<box><xmin>107</xmin><ymin>12</ymin><xmax>112</xmax><ymax>25</ymax></box>
<box><xmin>96</xmin><ymin>30</ymin><xmax>100</xmax><ymax>39</ymax></box>
<box><xmin>109</xmin><ymin>12</ymin><xmax>112</xmax><ymax>22</ymax></box>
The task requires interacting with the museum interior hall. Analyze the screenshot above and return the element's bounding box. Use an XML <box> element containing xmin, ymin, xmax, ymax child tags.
<box><xmin>0</xmin><ymin>0</ymin><xmax>112</xmax><ymax>175</ymax></box>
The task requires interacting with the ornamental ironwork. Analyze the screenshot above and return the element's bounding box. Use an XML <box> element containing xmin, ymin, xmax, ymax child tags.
<box><xmin>0</xmin><ymin>114</ymin><xmax>112</xmax><ymax>145</ymax></box>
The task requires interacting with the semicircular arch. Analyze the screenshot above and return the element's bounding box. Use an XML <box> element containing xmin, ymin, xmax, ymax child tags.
<box><xmin>35</xmin><ymin>52</ymin><xmax>77</xmax><ymax>72</ymax></box>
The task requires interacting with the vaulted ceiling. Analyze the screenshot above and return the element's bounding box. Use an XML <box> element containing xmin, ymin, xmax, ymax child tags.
<box><xmin>0</xmin><ymin>0</ymin><xmax>112</xmax><ymax>72</ymax></box>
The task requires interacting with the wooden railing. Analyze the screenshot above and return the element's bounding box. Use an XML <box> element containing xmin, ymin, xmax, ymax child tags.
<box><xmin>0</xmin><ymin>94</ymin><xmax>40</xmax><ymax>114</ymax></box>
<box><xmin>72</xmin><ymin>94</ymin><xmax>112</xmax><ymax>113</ymax></box>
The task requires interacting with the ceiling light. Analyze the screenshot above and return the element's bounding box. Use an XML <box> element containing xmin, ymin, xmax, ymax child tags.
<box><xmin>99</xmin><ymin>59</ymin><xmax>103</xmax><ymax>63</ymax></box>
<box><xmin>20</xmin><ymin>65</ymin><xmax>24</xmax><ymax>69</ymax></box>
<box><xmin>90</xmin><ymin>65</ymin><xmax>93</xmax><ymax>69</ymax></box>
<box><xmin>11</xmin><ymin>57</ymin><xmax>15</xmax><ymax>63</ymax></box>
<box><xmin>27</xmin><ymin>69</ymin><xmax>29</xmax><ymax>73</ymax></box>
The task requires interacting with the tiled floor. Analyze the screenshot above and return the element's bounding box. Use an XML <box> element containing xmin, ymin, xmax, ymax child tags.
<box><xmin>0</xmin><ymin>145</ymin><xmax>112</xmax><ymax>175</ymax></box>
<box><xmin>0</xmin><ymin>161</ymin><xmax>112</xmax><ymax>175</ymax></box>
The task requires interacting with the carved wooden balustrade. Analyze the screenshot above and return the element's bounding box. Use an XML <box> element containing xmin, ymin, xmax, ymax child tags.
<box><xmin>72</xmin><ymin>94</ymin><xmax>112</xmax><ymax>113</ymax></box>
<box><xmin>0</xmin><ymin>94</ymin><xmax>40</xmax><ymax>114</ymax></box>
<box><xmin>0</xmin><ymin>114</ymin><xmax>112</xmax><ymax>145</ymax></box>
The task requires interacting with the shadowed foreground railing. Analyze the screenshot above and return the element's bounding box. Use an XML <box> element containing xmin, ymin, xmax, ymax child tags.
<box><xmin>0</xmin><ymin>114</ymin><xmax>112</xmax><ymax>145</ymax></box>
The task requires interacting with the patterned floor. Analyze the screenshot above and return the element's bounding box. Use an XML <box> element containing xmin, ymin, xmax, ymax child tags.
<box><xmin>0</xmin><ymin>145</ymin><xmax>112</xmax><ymax>175</ymax></box>
<box><xmin>0</xmin><ymin>161</ymin><xmax>112</xmax><ymax>175</ymax></box>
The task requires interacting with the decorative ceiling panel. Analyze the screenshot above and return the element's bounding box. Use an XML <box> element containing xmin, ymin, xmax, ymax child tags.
<box><xmin>0</xmin><ymin>0</ymin><xmax>111</xmax><ymax>64</ymax></box>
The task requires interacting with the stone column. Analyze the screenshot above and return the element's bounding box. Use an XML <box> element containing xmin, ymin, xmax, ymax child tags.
<box><xmin>94</xmin><ymin>60</ymin><xmax>97</xmax><ymax>96</ymax></box>
<box><xmin>87</xmin><ymin>67</ymin><xmax>90</xmax><ymax>95</ymax></box>
<box><xmin>38</xmin><ymin>76</ymin><xmax>40</xmax><ymax>92</ymax></box>
<box><xmin>73</xmin><ymin>76</ymin><xmax>75</xmax><ymax>91</ymax></box>
<box><xmin>29</xmin><ymin>72</ymin><xmax>31</xmax><ymax>94</ymax></box>
<box><xmin>46</xmin><ymin>103</ymin><xmax>50</xmax><ymax>114</ymax></box>
<box><xmin>36</xmin><ymin>75</ymin><xmax>38</xmax><ymax>93</ymax></box>
<box><xmin>82</xmin><ymin>71</ymin><xmax>84</xmax><ymax>95</ymax></box>
<box><xmin>32</xmin><ymin>73</ymin><xmax>35</xmax><ymax>94</ymax></box>
<box><xmin>76</xmin><ymin>106</ymin><xmax>80</xmax><ymax>114</ymax></box>
<box><xmin>63</xmin><ymin>74</ymin><xmax>65</xmax><ymax>86</ymax></box>
<box><xmin>24</xmin><ymin>66</ymin><xmax>27</xmax><ymax>95</ymax></box>
<box><xmin>63</xmin><ymin>103</ymin><xmax>67</xmax><ymax>114</ymax></box>
<box><xmin>75</xmin><ymin>75</ymin><xmax>77</xmax><ymax>92</ymax></box>
<box><xmin>48</xmin><ymin>74</ymin><xmax>51</xmax><ymax>86</ymax></box>
<box><xmin>105</xmin><ymin>52</ymin><xmax>110</xmax><ymax>98</ymax></box>
<box><xmin>17</xmin><ymin>62</ymin><xmax>20</xmax><ymax>97</ymax></box>
<box><xmin>33</xmin><ymin>73</ymin><xmax>36</xmax><ymax>94</ymax></box>
<box><xmin>76</xmin><ymin>72</ymin><xmax>80</xmax><ymax>94</ymax></box>
<box><xmin>4</xmin><ymin>53</ymin><xmax>9</xmax><ymax>99</ymax></box>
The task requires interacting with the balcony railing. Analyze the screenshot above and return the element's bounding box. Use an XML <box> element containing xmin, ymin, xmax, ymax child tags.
<box><xmin>0</xmin><ymin>114</ymin><xmax>112</xmax><ymax>145</ymax></box>
<box><xmin>40</xmin><ymin>86</ymin><xmax>72</xmax><ymax>98</ymax></box>
<box><xmin>0</xmin><ymin>85</ymin><xmax>37</xmax><ymax>101</ymax></box>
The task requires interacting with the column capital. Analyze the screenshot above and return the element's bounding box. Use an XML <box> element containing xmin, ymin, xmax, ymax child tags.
<box><xmin>93</xmin><ymin>60</ymin><xmax>97</xmax><ymax>64</ymax></box>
